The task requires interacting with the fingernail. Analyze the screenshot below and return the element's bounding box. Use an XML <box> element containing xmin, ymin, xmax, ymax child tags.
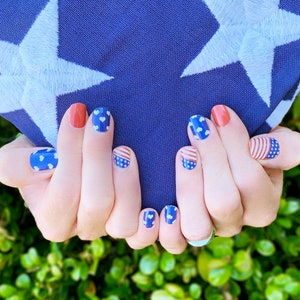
<box><xmin>249</xmin><ymin>137</ymin><xmax>280</xmax><ymax>160</ymax></box>
<box><xmin>69</xmin><ymin>103</ymin><xmax>86</xmax><ymax>128</ymax></box>
<box><xmin>113</xmin><ymin>146</ymin><xmax>131</xmax><ymax>168</ymax></box>
<box><xmin>143</xmin><ymin>210</ymin><xmax>156</xmax><ymax>228</ymax></box>
<box><xmin>181</xmin><ymin>146</ymin><xmax>197</xmax><ymax>170</ymax></box>
<box><xmin>30</xmin><ymin>149</ymin><xmax>58</xmax><ymax>171</ymax></box>
<box><xmin>189</xmin><ymin>115</ymin><xmax>210</xmax><ymax>140</ymax></box>
<box><xmin>187</xmin><ymin>230</ymin><xmax>214</xmax><ymax>247</ymax></box>
<box><xmin>164</xmin><ymin>205</ymin><xmax>177</xmax><ymax>225</ymax></box>
<box><xmin>211</xmin><ymin>105</ymin><xmax>230</xmax><ymax>127</ymax></box>
<box><xmin>92</xmin><ymin>107</ymin><xmax>111</xmax><ymax>132</ymax></box>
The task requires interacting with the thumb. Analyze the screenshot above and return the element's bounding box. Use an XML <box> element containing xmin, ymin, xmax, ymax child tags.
<box><xmin>249</xmin><ymin>126</ymin><xmax>300</xmax><ymax>170</ymax></box>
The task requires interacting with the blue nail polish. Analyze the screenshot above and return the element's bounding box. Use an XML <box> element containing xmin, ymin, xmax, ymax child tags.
<box><xmin>143</xmin><ymin>210</ymin><xmax>156</xmax><ymax>228</ymax></box>
<box><xmin>164</xmin><ymin>205</ymin><xmax>177</xmax><ymax>224</ymax></box>
<box><xmin>189</xmin><ymin>115</ymin><xmax>210</xmax><ymax>140</ymax></box>
<box><xmin>30</xmin><ymin>149</ymin><xmax>58</xmax><ymax>171</ymax></box>
<box><xmin>92</xmin><ymin>107</ymin><xmax>110</xmax><ymax>132</ymax></box>
<box><xmin>181</xmin><ymin>147</ymin><xmax>197</xmax><ymax>170</ymax></box>
<box><xmin>113</xmin><ymin>147</ymin><xmax>131</xmax><ymax>168</ymax></box>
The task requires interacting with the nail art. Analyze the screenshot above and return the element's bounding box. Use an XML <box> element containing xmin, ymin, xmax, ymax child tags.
<box><xmin>187</xmin><ymin>230</ymin><xmax>214</xmax><ymax>247</ymax></box>
<box><xmin>164</xmin><ymin>205</ymin><xmax>177</xmax><ymax>225</ymax></box>
<box><xmin>69</xmin><ymin>103</ymin><xmax>86</xmax><ymax>128</ymax></box>
<box><xmin>189</xmin><ymin>115</ymin><xmax>210</xmax><ymax>140</ymax></box>
<box><xmin>92</xmin><ymin>107</ymin><xmax>110</xmax><ymax>132</ymax></box>
<box><xmin>30</xmin><ymin>148</ymin><xmax>58</xmax><ymax>171</ymax></box>
<box><xmin>113</xmin><ymin>146</ymin><xmax>131</xmax><ymax>168</ymax></box>
<box><xmin>249</xmin><ymin>137</ymin><xmax>280</xmax><ymax>160</ymax></box>
<box><xmin>211</xmin><ymin>105</ymin><xmax>230</xmax><ymax>127</ymax></box>
<box><xmin>181</xmin><ymin>146</ymin><xmax>197</xmax><ymax>170</ymax></box>
<box><xmin>143</xmin><ymin>210</ymin><xmax>156</xmax><ymax>228</ymax></box>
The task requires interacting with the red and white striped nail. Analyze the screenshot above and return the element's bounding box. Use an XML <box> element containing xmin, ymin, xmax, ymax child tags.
<box><xmin>249</xmin><ymin>137</ymin><xmax>280</xmax><ymax>160</ymax></box>
<box><xmin>180</xmin><ymin>146</ymin><xmax>198</xmax><ymax>170</ymax></box>
<box><xmin>113</xmin><ymin>146</ymin><xmax>131</xmax><ymax>168</ymax></box>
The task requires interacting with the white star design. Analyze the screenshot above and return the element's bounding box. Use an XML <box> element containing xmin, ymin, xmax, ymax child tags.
<box><xmin>181</xmin><ymin>0</ymin><xmax>300</xmax><ymax>107</ymax></box>
<box><xmin>0</xmin><ymin>0</ymin><xmax>113</xmax><ymax>145</ymax></box>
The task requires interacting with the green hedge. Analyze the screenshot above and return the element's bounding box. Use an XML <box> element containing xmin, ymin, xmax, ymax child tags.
<box><xmin>1</xmin><ymin>97</ymin><xmax>300</xmax><ymax>300</ymax></box>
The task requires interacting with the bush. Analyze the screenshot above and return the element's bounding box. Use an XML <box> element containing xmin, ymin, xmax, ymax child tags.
<box><xmin>1</xmin><ymin>95</ymin><xmax>300</xmax><ymax>300</ymax></box>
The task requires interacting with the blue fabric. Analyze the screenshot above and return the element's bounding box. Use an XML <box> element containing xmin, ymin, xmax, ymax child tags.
<box><xmin>1</xmin><ymin>0</ymin><xmax>300</xmax><ymax>212</ymax></box>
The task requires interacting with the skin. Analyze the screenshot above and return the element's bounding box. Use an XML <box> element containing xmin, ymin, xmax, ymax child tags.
<box><xmin>0</xmin><ymin>105</ymin><xmax>300</xmax><ymax>254</ymax></box>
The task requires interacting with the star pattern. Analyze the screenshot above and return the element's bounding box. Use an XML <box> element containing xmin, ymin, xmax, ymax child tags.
<box><xmin>0</xmin><ymin>0</ymin><xmax>112</xmax><ymax>146</ymax></box>
<box><xmin>182</xmin><ymin>0</ymin><xmax>300</xmax><ymax>107</ymax></box>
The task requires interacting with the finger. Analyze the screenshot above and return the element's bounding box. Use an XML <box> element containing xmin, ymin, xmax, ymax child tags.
<box><xmin>24</xmin><ymin>103</ymin><xmax>87</xmax><ymax>241</ymax></box>
<box><xmin>105</xmin><ymin>146</ymin><xmax>141</xmax><ymax>239</ymax></box>
<box><xmin>126</xmin><ymin>209</ymin><xmax>159</xmax><ymax>249</ymax></box>
<box><xmin>249</xmin><ymin>126</ymin><xmax>300</xmax><ymax>170</ymax></box>
<box><xmin>176</xmin><ymin>146</ymin><xmax>213</xmax><ymax>241</ymax></box>
<box><xmin>159</xmin><ymin>205</ymin><xmax>187</xmax><ymax>254</ymax></box>
<box><xmin>188</xmin><ymin>115</ymin><xmax>243</xmax><ymax>236</ymax></box>
<box><xmin>0</xmin><ymin>135</ymin><xmax>55</xmax><ymax>187</ymax></box>
<box><xmin>211</xmin><ymin>105</ymin><xmax>281</xmax><ymax>227</ymax></box>
<box><xmin>77</xmin><ymin>107</ymin><xmax>114</xmax><ymax>240</ymax></box>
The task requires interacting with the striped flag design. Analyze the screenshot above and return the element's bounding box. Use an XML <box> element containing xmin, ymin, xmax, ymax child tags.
<box><xmin>249</xmin><ymin>137</ymin><xmax>280</xmax><ymax>160</ymax></box>
<box><xmin>181</xmin><ymin>146</ymin><xmax>198</xmax><ymax>170</ymax></box>
<box><xmin>113</xmin><ymin>146</ymin><xmax>131</xmax><ymax>168</ymax></box>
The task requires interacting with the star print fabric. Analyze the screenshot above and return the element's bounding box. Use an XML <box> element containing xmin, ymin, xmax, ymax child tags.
<box><xmin>0</xmin><ymin>0</ymin><xmax>299</xmax><ymax>212</ymax></box>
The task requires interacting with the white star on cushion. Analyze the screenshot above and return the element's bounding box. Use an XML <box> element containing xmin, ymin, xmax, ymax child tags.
<box><xmin>0</xmin><ymin>0</ymin><xmax>112</xmax><ymax>145</ymax></box>
<box><xmin>181</xmin><ymin>0</ymin><xmax>300</xmax><ymax>107</ymax></box>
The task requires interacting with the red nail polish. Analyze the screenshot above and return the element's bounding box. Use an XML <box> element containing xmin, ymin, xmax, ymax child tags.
<box><xmin>211</xmin><ymin>105</ymin><xmax>230</xmax><ymax>127</ymax></box>
<box><xmin>69</xmin><ymin>103</ymin><xmax>86</xmax><ymax>128</ymax></box>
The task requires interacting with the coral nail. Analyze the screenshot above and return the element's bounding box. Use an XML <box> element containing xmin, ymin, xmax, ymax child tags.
<box><xmin>211</xmin><ymin>105</ymin><xmax>230</xmax><ymax>127</ymax></box>
<box><xmin>69</xmin><ymin>103</ymin><xmax>86</xmax><ymax>128</ymax></box>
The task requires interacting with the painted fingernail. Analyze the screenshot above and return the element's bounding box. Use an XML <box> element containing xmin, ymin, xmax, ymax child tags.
<box><xmin>187</xmin><ymin>230</ymin><xmax>214</xmax><ymax>247</ymax></box>
<box><xmin>249</xmin><ymin>137</ymin><xmax>280</xmax><ymax>160</ymax></box>
<box><xmin>30</xmin><ymin>148</ymin><xmax>58</xmax><ymax>171</ymax></box>
<box><xmin>164</xmin><ymin>205</ymin><xmax>177</xmax><ymax>225</ymax></box>
<box><xmin>211</xmin><ymin>105</ymin><xmax>230</xmax><ymax>127</ymax></box>
<box><xmin>189</xmin><ymin>115</ymin><xmax>210</xmax><ymax>140</ymax></box>
<box><xmin>143</xmin><ymin>210</ymin><xmax>156</xmax><ymax>228</ymax></box>
<box><xmin>69</xmin><ymin>103</ymin><xmax>86</xmax><ymax>128</ymax></box>
<box><xmin>113</xmin><ymin>146</ymin><xmax>131</xmax><ymax>168</ymax></box>
<box><xmin>92</xmin><ymin>107</ymin><xmax>110</xmax><ymax>132</ymax></box>
<box><xmin>181</xmin><ymin>146</ymin><xmax>197</xmax><ymax>170</ymax></box>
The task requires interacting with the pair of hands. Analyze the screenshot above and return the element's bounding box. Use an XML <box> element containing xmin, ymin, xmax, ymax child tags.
<box><xmin>0</xmin><ymin>103</ymin><xmax>299</xmax><ymax>254</ymax></box>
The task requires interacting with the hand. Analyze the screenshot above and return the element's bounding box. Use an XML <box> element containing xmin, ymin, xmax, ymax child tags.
<box><xmin>126</xmin><ymin>105</ymin><xmax>300</xmax><ymax>254</ymax></box>
<box><xmin>0</xmin><ymin>103</ymin><xmax>142</xmax><ymax>242</ymax></box>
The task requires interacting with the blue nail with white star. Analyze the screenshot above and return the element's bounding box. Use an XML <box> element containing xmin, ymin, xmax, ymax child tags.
<box><xmin>143</xmin><ymin>210</ymin><xmax>156</xmax><ymax>228</ymax></box>
<box><xmin>164</xmin><ymin>205</ymin><xmax>177</xmax><ymax>225</ymax></box>
<box><xmin>92</xmin><ymin>107</ymin><xmax>111</xmax><ymax>132</ymax></box>
<box><xmin>189</xmin><ymin>115</ymin><xmax>210</xmax><ymax>140</ymax></box>
<box><xmin>30</xmin><ymin>148</ymin><xmax>58</xmax><ymax>171</ymax></box>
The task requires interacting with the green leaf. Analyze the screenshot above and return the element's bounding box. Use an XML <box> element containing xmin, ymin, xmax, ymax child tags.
<box><xmin>0</xmin><ymin>284</ymin><xmax>17</xmax><ymax>298</ymax></box>
<box><xmin>189</xmin><ymin>283</ymin><xmax>202</xmax><ymax>299</ymax></box>
<box><xmin>207</xmin><ymin>237</ymin><xmax>234</xmax><ymax>257</ymax></box>
<box><xmin>278</xmin><ymin>199</ymin><xmax>300</xmax><ymax>216</ymax></box>
<box><xmin>91</xmin><ymin>238</ymin><xmax>105</xmax><ymax>258</ymax></box>
<box><xmin>208</xmin><ymin>265</ymin><xmax>232</xmax><ymax>287</ymax></box>
<box><xmin>265</xmin><ymin>285</ymin><xmax>284</xmax><ymax>300</ymax></box>
<box><xmin>154</xmin><ymin>271</ymin><xmax>164</xmax><ymax>287</ymax></box>
<box><xmin>20</xmin><ymin>247</ymin><xmax>41</xmax><ymax>269</ymax></box>
<box><xmin>139</xmin><ymin>253</ymin><xmax>159</xmax><ymax>275</ymax></box>
<box><xmin>15</xmin><ymin>273</ymin><xmax>31</xmax><ymax>289</ymax></box>
<box><xmin>160</xmin><ymin>252</ymin><xmax>175</xmax><ymax>273</ymax></box>
<box><xmin>151</xmin><ymin>290</ymin><xmax>175</xmax><ymax>300</ymax></box>
<box><xmin>231</xmin><ymin>250</ymin><xmax>253</xmax><ymax>281</ymax></box>
<box><xmin>284</xmin><ymin>282</ymin><xmax>300</xmax><ymax>296</ymax></box>
<box><xmin>255</xmin><ymin>240</ymin><xmax>276</xmax><ymax>257</ymax></box>
<box><xmin>164</xmin><ymin>283</ymin><xmax>185</xmax><ymax>298</ymax></box>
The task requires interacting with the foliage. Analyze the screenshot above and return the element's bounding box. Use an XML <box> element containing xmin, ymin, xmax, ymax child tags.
<box><xmin>0</xmin><ymin>95</ymin><xmax>300</xmax><ymax>299</ymax></box>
